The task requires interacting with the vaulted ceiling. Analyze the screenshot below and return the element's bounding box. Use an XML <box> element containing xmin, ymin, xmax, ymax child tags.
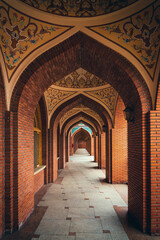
<box><xmin>0</xmin><ymin>0</ymin><xmax>159</xmax><ymax>116</ymax></box>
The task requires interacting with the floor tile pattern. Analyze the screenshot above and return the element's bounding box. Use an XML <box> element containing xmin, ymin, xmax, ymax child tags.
<box><xmin>35</xmin><ymin>149</ymin><xmax>128</xmax><ymax>240</ymax></box>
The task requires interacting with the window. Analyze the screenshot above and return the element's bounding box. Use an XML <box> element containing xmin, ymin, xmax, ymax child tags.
<box><xmin>34</xmin><ymin>104</ymin><xmax>42</xmax><ymax>168</ymax></box>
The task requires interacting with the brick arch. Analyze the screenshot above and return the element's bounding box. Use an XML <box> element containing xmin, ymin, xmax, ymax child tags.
<box><xmin>66</xmin><ymin>119</ymin><xmax>97</xmax><ymax>165</ymax></box>
<box><xmin>67</xmin><ymin>120</ymin><xmax>96</xmax><ymax>137</ymax></box>
<box><xmin>72</xmin><ymin>126</ymin><xmax>92</xmax><ymax>139</ymax></box>
<box><xmin>9</xmin><ymin>31</ymin><xmax>152</xmax><ymax>233</ymax></box>
<box><xmin>61</xmin><ymin>111</ymin><xmax>101</xmax><ymax>134</ymax></box>
<box><xmin>74</xmin><ymin>128</ymin><xmax>91</xmax><ymax>154</ymax></box>
<box><xmin>10</xmin><ymin>32</ymin><xmax>151</xmax><ymax>113</ymax></box>
<box><xmin>155</xmin><ymin>73</ymin><xmax>160</xmax><ymax>111</ymax></box>
<box><xmin>49</xmin><ymin>93</ymin><xmax>112</xmax><ymax>131</ymax></box>
<box><xmin>0</xmin><ymin>68</ymin><xmax>5</xmax><ymax>237</ymax></box>
<box><xmin>58</xmin><ymin>112</ymin><xmax>101</xmax><ymax>169</ymax></box>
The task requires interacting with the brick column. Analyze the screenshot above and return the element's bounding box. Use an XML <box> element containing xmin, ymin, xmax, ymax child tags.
<box><xmin>101</xmin><ymin>132</ymin><xmax>106</xmax><ymax>169</ymax></box>
<box><xmin>5</xmin><ymin>111</ymin><xmax>19</xmax><ymax>232</ymax></box>
<box><xmin>0</xmin><ymin>82</ymin><xmax>5</xmax><ymax>238</ymax></box>
<box><xmin>149</xmin><ymin>111</ymin><xmax>160</xmax><ymax>235</ymax></box>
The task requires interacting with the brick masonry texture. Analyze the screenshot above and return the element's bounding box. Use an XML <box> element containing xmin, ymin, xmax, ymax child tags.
<box><xmin>0</xmin><ymin>69</ymin><xmax>5</xmax><ymax>238</ymax></box>
<box><xmin>112</xmin><ymin>96</ymin><xmax>128</xmax><ymax>183</ymax></box>
<box><xmin>34</xmin><ymin>170</ymin><xmax>45</xmax><ymax>194</ymax></box>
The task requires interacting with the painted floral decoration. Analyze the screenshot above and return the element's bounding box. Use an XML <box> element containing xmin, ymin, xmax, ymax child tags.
<box><xmin>5</xmin><ymin>25</ymin><xmax>27</xmax><ymax>49</ymax></box>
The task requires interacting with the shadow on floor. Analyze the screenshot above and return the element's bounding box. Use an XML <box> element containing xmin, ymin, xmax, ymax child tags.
<box><xmin>2</xmin><ymin>184</ymin><xmax>51</xmax><ymax>240</ymax></box>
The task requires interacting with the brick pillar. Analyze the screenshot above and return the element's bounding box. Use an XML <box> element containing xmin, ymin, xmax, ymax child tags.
<box><xmin>98</xmin><ymin>134</ymin><xmax>101</xmax><ymax>169</ymax></box>
<box><xmin>94</xmin><ymin>136</ymin><xmax>96</xmax><ymax>162</ymax></box>
<box><xmin>5</xmin><ymin>111</ymin><xmax>19</xmax><ymax>233</ymax></box>
<box><xmin>112</xmin><ymin>128</ymin><xmax>128</xmax><ymax>183</ymax></box>
<box><xmin>65</xmin><ymin>135</ymin><xmax>68</xmax><ymax>164</ymax></box>
<box><xmin>106</xmin><ymin>129</ymin><xmax>112</xmax><ymax>183</ymax></box>
<box><xmin>0</xmin><ymin>82</ymin><xmax>5</xmax><ymax>238</ymax></box>
<box><xmin>149</xmin><ymin>111</ymin><xmax>160</xmax><ymax>235</ymax></box>
<box><xmin>101</xmin><ymin>132</ymin><xmax>106</xmax><ymax>169</ymax></box>
<box><xmin>91</xmin><ymin>135</ymin><xmax>94</xmax><ymax>156</ymax></box>
<box><xmin>59</xmin><ymin>132</ymin><xmax>63</xmax><ymax>169</ymax></box>
<box><xmin>48</xmin><ymin>128</ymin><xmax>53</xmax><ymax>183</ymax></box>
<box><xmin>5</xmin><ymin>111</ymin><xmax>14</xmax><ymax>233</ymax></box>
<box><xmin>53</xmin><ymin>125</ymin><xmax>58</xmax><ymax>182</ymax></box>
<box><xmin>96</xmin><ymin>136</ymin><xmax>98</xmax><ymax>164</ymax></box>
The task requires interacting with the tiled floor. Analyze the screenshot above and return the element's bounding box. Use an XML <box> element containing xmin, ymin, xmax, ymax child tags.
<box><xmin>2</xmin><ymin>149</ymin><xmax>160</xmax><ymax>240</ymax></box>
<box><xmin>34</xmin><ymin>149</ymin><xmax>128</xmax><ymax>240</ymax></box>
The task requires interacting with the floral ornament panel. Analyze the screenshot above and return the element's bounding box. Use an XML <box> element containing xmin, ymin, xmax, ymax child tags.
<box><xmin>55</xmin><ymin>67</ymin><xmax>107</xmax><ymax>88</ymax></box>
<box><xmin>89</xmin><ymin>0</ymin><xmax>160</xmax><ymax>79</ymax></box>
<box><xmin>0</xmin><ymin>1</ymin><xmax>72</xmax><ymax>80</ymax></box>
<box><xmin>45</xmin><ymin>87</ymin><xmax>76</xmax><ymax>115</ymax></box>
<box><xmin>19</xmin><ymin>0</ymin><xmax>138</xmax><ymax>17</ymax></box>
<box><xmin>86</xmin><ymin>87</ymin><xmax>118</xmax><ymax>115</ymax></box>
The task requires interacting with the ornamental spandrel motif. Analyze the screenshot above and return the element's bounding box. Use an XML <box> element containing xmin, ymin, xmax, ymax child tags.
<box><xmin>45</xmin><ymin>88</ymin><xmax>75</xmax><ymax>114</ymax></box>
<box><xmin>89</xmin><ymin>1</ymin><xmax>160</xmax><ymax>79</ymax></box>
<box><xmin>18</xmin><ymin>0</ymin><xmax>138</xmax><ymax>17</ymax></box>
<box><xmin>86</xmin><ymin>87</ymin><xmax>118</xmax><ymax>114</ymax></box>
<box><xmin>0</xmin><ymin>1</ymin><xmax>71</xmax><ymax>80</ymax></box>
<box><xmin>54</xmin><ymin>68</ymin><xmax>106</xmax><ymax>88</ymax></box>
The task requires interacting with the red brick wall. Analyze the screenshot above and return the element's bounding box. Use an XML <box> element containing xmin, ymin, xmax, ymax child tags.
<box><xmin>148</xmin><ymin>77</ymin><xmax>160</xmax><ymax>235</ymax></box>
<box><xmin>0</xmin><ymin>71</ymin><xmax>5</xmax><ymax>237</ymax></box>
<box><xmin>78</xmin><ymin>139</ymin><xmax>86</xmax><ymax>148</ymax></box>
<box><xmin>34</xmin><ymin>169</ymin><xmax>45</xmax><ymax>194</ymax></box>
<box><xmin>112</xmin><ymin>96</ymin><xmax>128</xmax><ymax>183</ymax></box>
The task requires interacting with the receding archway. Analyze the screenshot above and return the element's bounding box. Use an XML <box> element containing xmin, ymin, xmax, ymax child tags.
<box><xmin>9</xmin><ymin>32</ymin><xmax>152</xmax><ymax>233</ymax></box>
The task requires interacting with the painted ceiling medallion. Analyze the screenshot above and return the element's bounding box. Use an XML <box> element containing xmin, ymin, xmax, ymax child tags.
<box><xmin>89</xmin><ymin>0</ymin><xmax>160</xmax><ymax>79</ymax></box>
<box><xmin>0</xmin><ymin>1</ymin><xmax>71</xmax><ymax>80</ymax></box>
<box><xmin>19</xmin><ymin>0</ymin><xmax>138</xmax><ymax>17</ymax></box>
<box><xmin>54</xmin><ymin>68</ymin><xmax>106</xmax><ymax>88</ymax></box>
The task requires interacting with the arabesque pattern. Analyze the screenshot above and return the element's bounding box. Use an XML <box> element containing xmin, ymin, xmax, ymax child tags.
<box><xmin>86</xmin><ymin>87</ymin><xmax>118</xmax><ymax>114</ymax></box>
<box><xmin>0</xmin><ymin>0</ymin><xmax>71</xmax><ymax>79</ymax></box>
<box><xmin>19</xmin><ymin>0</ymin><xmax>137</xmax><ymax>17</ymax></box>
<box><xmin>45</xmin><ymin>87</ymin><xmax>76</xmax><ymax>114</ymax></box>
<box><xmin>54</xmin><ymin>68</ymin><xmax>106</xmax><ymax>88</ymax></box>
<box><xmin>89</xmin><ymin>1</ymin><xmax>160</xmax><ymax>79</ymax></box>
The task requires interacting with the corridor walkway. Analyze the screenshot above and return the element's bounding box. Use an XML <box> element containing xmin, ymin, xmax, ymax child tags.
<box><xmin>33</xmin><ymin>149</ymin><xmax>128</xmax><ymax>240</ymax></box>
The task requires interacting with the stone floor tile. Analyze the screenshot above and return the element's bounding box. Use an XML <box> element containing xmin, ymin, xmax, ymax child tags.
<box><xmin>110</xmin><ymin>231</ymin><xmax>129</xmax><ymax>240</ymax></box>
<box><xmin>39</xmin><ymin>235</ymin><xmax>75</xmax><ymax>240</ymax></box>
<box><xmin>76</xmin><ymin>233</ymin><xmax>112</xmax><ymax>240</ymax></box>
<box><xmin>65</xmin><ymin>199</ymin><xmax>90</xmax><ymax>208</ymax></box>
<box><xmin>38</xmin><ymin>200</ymin><xmax>66</xmax><ymax>207</ymax></box>
<box><xmin>70</xmin><ymin>218</ymin><xmax>103</xmax><ymax>233</ymax></box>
<box><xmin>43</xmin><ymin>208</ymin><xmax>69</xmax><ymax>220</ymax></box>
<box><xmin>35</xmin><ymin>219</ymin><xmax>70</xmax><ymax>235</ymax></box>
<box><xmin>67</xmin><ymin>208</ymin><xmax>94</xmax><ymax>219</ymax></box>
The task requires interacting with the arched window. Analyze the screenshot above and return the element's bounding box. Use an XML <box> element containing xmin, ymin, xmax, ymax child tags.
<box><xmin>34</xmin><ymin>104</ymin><xmax>42</xmax><ymax>168</ymax></box>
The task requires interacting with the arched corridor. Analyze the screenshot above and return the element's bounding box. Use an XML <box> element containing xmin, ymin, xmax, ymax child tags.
<box><xmin>0</xmin><ymin>0</ymin><xmax>160</xmax><ymax>238</ymax></box>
